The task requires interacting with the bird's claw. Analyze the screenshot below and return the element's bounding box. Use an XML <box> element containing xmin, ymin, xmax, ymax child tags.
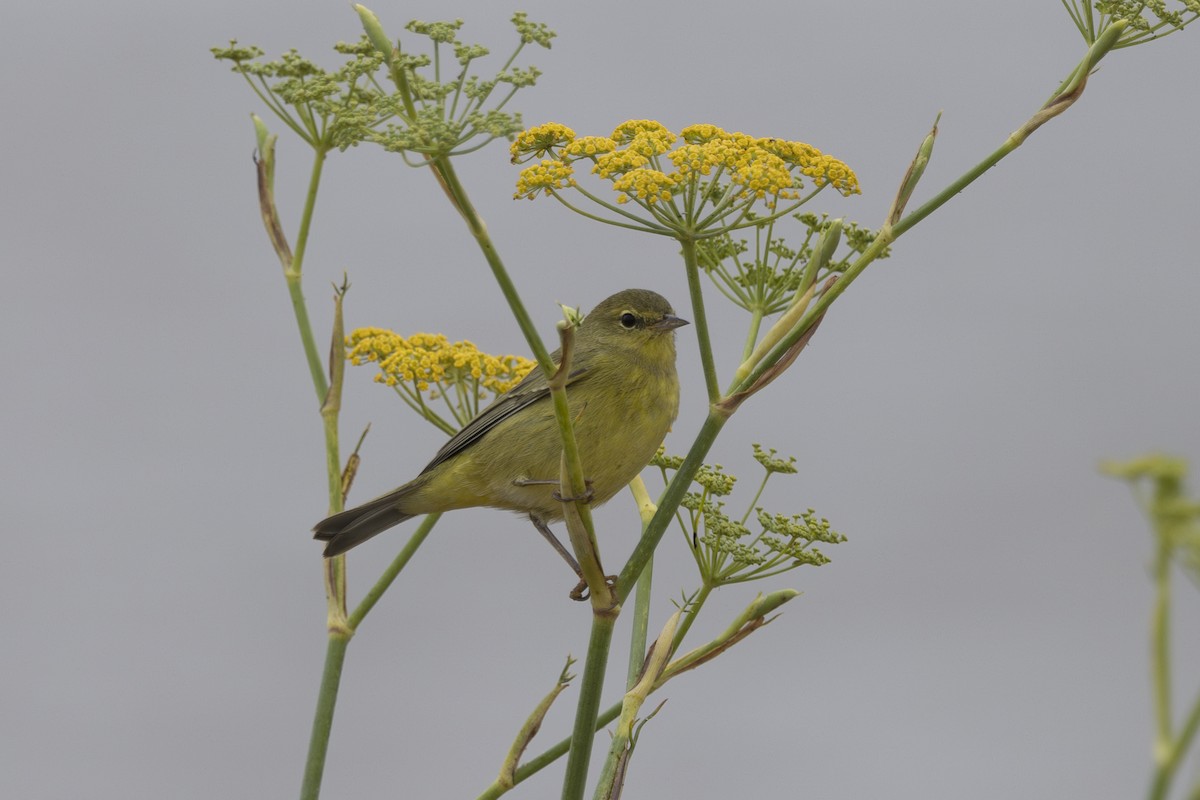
<box><xmin>569</xmin><ymin>574</ymin><xmax>617</xmax><ymax>602</ymax></box>
<box><xmin>553</xmin><ymin>480</ymin><xmax>595</xmax><ymax>505</ymax></box>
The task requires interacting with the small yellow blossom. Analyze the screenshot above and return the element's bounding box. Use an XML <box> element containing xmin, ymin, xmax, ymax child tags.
<box><xmin>667</xmin><ymin>142</ymin><xmax>721</xmax><ymax>176</ymax></box>
<box><xmin>756</xmin><ymin>138</ymin><xmax>821</xmax><ymax>166</ymax></box>
<box><xmin>817</xmin><ymin>156</ymin><xmax>861</xmax><ymax>196</ymax></box>
<box><xmin>680</xmin><ymin>123</ymin><xmax>729</xmax><ymax>143</ymax></box>
<box><xmin>347</xmin><ymin>328</ymin><xmax>534</xmax><ymax>398</ymax></box>
<box><xmin>612</xmin><ymin>168</ymin><xmax>679</xmax><ymax>204</ymax></box>
<box><xmin>593</xmin><ymin>148</ymin><xmax>650</xmax><ymax>179</ymax></box>
<box><xmin>730</xmin><ymin>149</ymin><xmax>795</xmax><ymax>200</ymax></box>
<box><xmin>562</xmin><ymin>136</ymin><xmax>617</xmax><ymax>158</ymax></box>
<box><xmin>509</xmin><ymin>122</ymin><xmax>575</xmax><ymax>162</ymax></box>
<box><xmin>611</xmin><ymin>120</ymin><xmax>677</xmax><ymax>156</ymax></box>
<box><xmin>755</xmin><ymin>138</ymin><xmax>861</xmax><ymax>197</ymax></box>
<box><xmin>514</xmin><ymin>159</ymin><xmax>575</xmax><ymax>199</ymax></box>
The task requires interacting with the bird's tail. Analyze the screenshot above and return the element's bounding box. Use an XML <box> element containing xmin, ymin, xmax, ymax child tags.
<box><xmin>313</xmin><ymin>490</ymin><xmax>416</xmax><ymax>557</ymax></box>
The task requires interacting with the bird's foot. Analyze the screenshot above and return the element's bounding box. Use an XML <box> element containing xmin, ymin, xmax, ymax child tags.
<box><xmin>569</xmin><ymin>573</ymin><xmax>618</xmax><ymax>602</ymax></box>
<box><xmin>553</xmin><ymin>480</ymin><xmax>595</xmax><ymax>505</ymax></box>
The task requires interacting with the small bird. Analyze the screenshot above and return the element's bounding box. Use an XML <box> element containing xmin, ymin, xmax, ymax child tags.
<box><xmin>313</xmin><ymin>288</ymin><xmax>687</xmax><ymax>584</ymax></box>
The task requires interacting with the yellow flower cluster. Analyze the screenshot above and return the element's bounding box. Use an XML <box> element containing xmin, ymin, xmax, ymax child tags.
<box><xmin>758</xmin><ymin>138</ymin><xmax>861</xmax><ymax>196</ymax></box>
<box><xmin>562</xmin><ymin>136</ymin><xmax>617</xmax><ymax>157</ymax></box>
<box><xmin>347</xmin><ymin>327</ymin><xmax>534</xmax><ymax>397</ymax></box>
<box><xmin>510</xmin><ymin>120</ymin><xmax>861</xmax><ymax>207</ymax></box>
<box><xmin>514</xmin><ymin>159</ymin><xmax>575</xmax><ymax>199</ymax></box>
<box><xmin>611</xmin><ymin>168</ymin><xmax>677</xmax><ymax>204</ymax></box>
<box><xmin>610</xmin><ymin>119</ymin><xmax>678</xmax><ymax>155</ymax></box>
<box><xmin>593</xmin><ymin>148</ymin><xmax>651</xmax><ymax>179</ymax></box>
<box><xmin>509</xmin><ymin>122</ymin><xmax>575</xmax><ymax>162</ymax></box>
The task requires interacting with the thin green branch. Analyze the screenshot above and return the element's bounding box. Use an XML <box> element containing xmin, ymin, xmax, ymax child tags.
<box><xmin>429</xmin><ymin>156</ymin><xmax>555</xmax><ymax>370</ymax></box>
<box><xmin>1152</xmin><ymin>536</ymin><xmax>1173</xmax><ymax>752</ymax></box>
<box><xmin>626</xmin><ymin>476</ymin><xmax>660</xmax><ymax>691</ymax></box>
<box><xmin>284</xmin><ymin>146</ymin><xmax>333</xmax><ymax>405</ymax></box>
<box><xmin>618</xmin><ymin>411</ymin><xmax>730</xmax><ymax>603</ymax></box>
<box><xmin>895</xmin><ymin>20</ymin><xmax>1125</xmax><ymax>239</ymax></box>
<box><xmin>669</xmin><ymin>584</ymin><xmax>713</xmax><ymax>656</ymax></box>
<box><xmin>1150</xmin><ymin>683</ymin><xmax>1200</xmax><ymax>800</ymax></box>
<box><xmin>740</xmin><ymin>472</ymin><xmax>771</xmax><ymax>526</ymax></box>
<box><xmin>475</xmin><ymin>700</ymin><xmax>625</xmax><ymax>800</ymax></box>
<box><xmin>546</xmin><ymin>190</ymin><xmax>676</xmax><ymax>236</ymax></box>
<box><xmin>732</xmin><ymin>24</ymin><xmax>1129</xmax><ymax>403</ymax></box>
<box><xmin>627</xmin><ymin>555</ymin><xmax>654</xmax><ymax>690</ymax></box>
<box><xmin>681</xmin><ymin>238</ymin><xmax>722</xmax><ymax>404</ymax></box>
<box><xmin>348</xmin><ymin>514</ymin><xmax>441</xmax><ymax>629</ymax></box>
<box><xmin>552</xmin><ymin>183</ymin><xmax>679</xmax><ymax>235</ymax></box>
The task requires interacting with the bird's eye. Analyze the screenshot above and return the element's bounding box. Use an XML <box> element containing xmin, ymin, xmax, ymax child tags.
<box><xmin>619</xmin><ymin>312</ymin><xmax>638</xmax><ymax>329</ymax></box>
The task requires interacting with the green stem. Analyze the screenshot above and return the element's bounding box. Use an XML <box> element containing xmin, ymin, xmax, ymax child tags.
<box><xmin>891</xmin><ymin>20</ymin><xmax>1125</xmax><ymax>240</ymax></box>
<box><xmin>533</xmin><ymin>298</ymin><xmax>731</xmax><ymax>800</ymax></box>
<box><xmin>348</xmin><ymin>514</ymin><xmax>441</xmax><ymax>629</ymax></box>
<box><xmin>474</xmin><ymin>574</ymin><xmax>713</xmax><ymax>799</ymax></box>
<box><xmin>619</xmin><ymin>410</ymin><xmax>729</xmax><ymax>602</ymax></box>
<box><xmin>731</xmin><ymin>234</ymin><xmax>886</xmax><ymax>396</ymax></box>
<box><xmin>1175</xmin><ymin>689</ymin><xmax>1200</xmax><ymax>791</ymax></box>
<box><xmin>475</xmin><ymin>702</ymin><xmax>626</xmax><ymax>800</ymax></box>
<box><xmin>670</xmin><ymin>583</ymin><xmax>713</xmax><ymax>656</ymax></box>
<box><xmin>264</xmin><ymin>139</ymin><xmax>351</xmax><ymax>800</ymax></box>
<box><xmin>1150</xmin><ymin>684</ymin><xmax>1200</xmax><ymax>800</ymax></box>
<box><xmin>286</xmin><ymin>146</ymin><xmax>332</xmax><ymax>406</ymax></box>
<box><xmin>741</xmin><ymin>307</ymin><xmax>765</xmax><ymax>364</ymax></box>
<box><xmin>1152</xmin><ymin>533</ymin><xmax>1173</xmax><ymax>755</ymax></box>
<box><xmin>472</xmin><ymin>573</ymin><xmax>713</xmax><ymax>800</ymax></box>
<box><xmin>548</xmin><ymin>188</ymin><xmax>675</xmax><ymax>236</ymax></box>
<box><xmin>429</xmin><ymin>156</ymin><xmax>555</xmax><ymax>371</ymax></box>
<box><xmin>561</xmin><ymin>615</ymin><xmax>617</xmax><ymax>800</ymax></box>
<box><xmin>368</xmin><ymin>21</ymin><xmax>554</xmax><ymax>373</ymax></box>
<box><xmin>300</xmin><ymin>633</ymin><xmax>350</xmax><ymax>800</ymax></box>
<box><xmin>680</xmin><ymin>238</ymin><xmax>721</xmax><ymax>404</ymax></box>
<box><xmin>1147</xmin><ymin>472</ymin><xmax>1181</xmax><ymax>800</ymax></box>
<box><xmin>320</xmin><ymin>407</ymin><xmax>343</xmax><ymax>523</ymax></box>
<box><xmin>740</xmin><ymin>473</ymin><xmax>770</xmax><ymax>527</ymax></box>
<box><xmin>627</xmin><ymin>554</ymin><xmax>654</xmax><ymax>690</ymax></box>
<box><xmin>729</xmin><ymin>20</ymin><xmax>1130</xmax><ymax>403</ymax></box>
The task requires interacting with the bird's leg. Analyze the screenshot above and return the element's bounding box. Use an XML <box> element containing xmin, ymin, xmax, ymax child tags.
<box><xmin>530</xmin><ymin>514</ymin><xmax>583</xmax><ymax>575</ymax></box>
<box><xmin>529</xmin><ymin>514</ymin><xmax>615</xmax><ymax>601</ymax></box>
<box><xmin>529</xmin><ymin>514</ymin><xmax>588</xmax><ymax>600</ymax></box>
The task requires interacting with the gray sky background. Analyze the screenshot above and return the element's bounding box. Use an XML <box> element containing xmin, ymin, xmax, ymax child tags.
<box><xmin>4</xmin><ymin>1</ymin><xmax>1199</xmax><ymax>798</ymax></box>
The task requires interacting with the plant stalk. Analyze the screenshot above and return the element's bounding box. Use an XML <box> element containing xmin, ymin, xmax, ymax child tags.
<box><xmin>560</xmin><ymin>614</ymin><xmax>618</xmax><ymax>800</ymax></box>
<box><xmin>680</xmin><ymin>237</ymin><xmax>721</xmax><ymax>403</ymax></box>
<box><xmin>300</xmin><ymin>634</ymin><xmax>350</xmax><ymax>800</ymax></box>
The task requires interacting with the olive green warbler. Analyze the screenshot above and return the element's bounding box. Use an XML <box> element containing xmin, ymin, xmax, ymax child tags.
<box><xmin>313</xmin><ymin>289</ymin><xmax>687</xmax><ymax>570</ymax></box>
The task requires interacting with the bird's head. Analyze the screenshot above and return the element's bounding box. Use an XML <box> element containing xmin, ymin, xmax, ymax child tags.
<box><xmin>580</xmin><ymin>289</ymin><xmax>688</xmax><ymax>363</ymax></box>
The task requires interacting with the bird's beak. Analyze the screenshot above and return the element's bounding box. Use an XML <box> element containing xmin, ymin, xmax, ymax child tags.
<box><xmin>653</xmin><ymin>314</ymin><xmax>689</xmax><ymax>331</ymax></box>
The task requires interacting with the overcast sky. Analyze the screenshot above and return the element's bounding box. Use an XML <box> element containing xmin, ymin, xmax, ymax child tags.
<box><xmin>4</xmin><ymin>1</ymin><xmax>1199</xmax><ymax>798</ymax></box>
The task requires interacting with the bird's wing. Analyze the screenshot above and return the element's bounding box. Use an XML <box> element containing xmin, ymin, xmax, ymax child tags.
<box><xmin>419</xmin><ymin>362</ymin><xmax>589</xmax><ymax>474</ymax></box>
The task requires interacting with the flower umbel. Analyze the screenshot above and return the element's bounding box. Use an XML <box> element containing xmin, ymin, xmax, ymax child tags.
<box><xmin>510</xmin><ymin>119</ymin><xmax>860</xmax><ymax>239</ymax></box>
<box><xmin>510</xmin><ymin>122</ymin><xmax>575</xmax><ymax>162</ymax></box>
<box><xmin>213</xmin><ymin>12</ymin><xmax>554</xmax><ymax>158</ymax></box>
<box><xmin>657</xmin><ymin>443</ymin><xmax>845</xmax><ymax>586</ymax></box>
<box><xmin>515</xmin><ymin>159</ymin><xmax>575</xmax><ymax>199</ymax></box>
<box><xmin>348</xmin><ymin>327</ymin><xmax>535</xmax><ymax>432</ymax></box>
